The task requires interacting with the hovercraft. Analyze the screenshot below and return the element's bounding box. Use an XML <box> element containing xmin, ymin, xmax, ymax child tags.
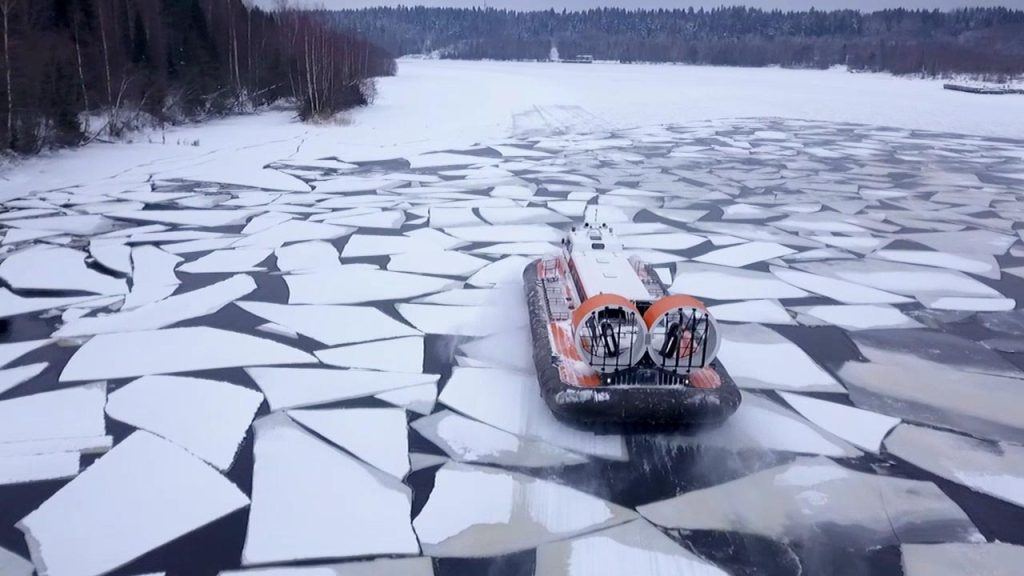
<box><xmin>524</xmin><ymin>223</ymin><xmax>741</xmax><ymax>428</ymax></box>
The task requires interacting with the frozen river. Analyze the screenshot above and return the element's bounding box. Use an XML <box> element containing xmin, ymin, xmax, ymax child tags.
<box><xmin>1</xmin><ymin>60</ymin><xmax>1023</xmax><ymax>576</ymax></box>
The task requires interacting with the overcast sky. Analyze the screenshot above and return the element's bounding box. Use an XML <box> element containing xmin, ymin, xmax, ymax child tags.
<box><xmin>258</xmin><ymin>0</ymin><xmax>1023</xmax><ymax>10</ymax></box>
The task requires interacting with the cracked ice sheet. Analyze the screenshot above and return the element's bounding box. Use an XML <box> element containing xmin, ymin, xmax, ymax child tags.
<box><xmin>178</xmin><ymin>249</ymin><xmax>272</xmax><ymax>273</ymax></box>
<box><xmin>439</xmin><ymin>367</ymin><xmax>626</xmax><ymax>460</ymax></box>
<box><xmin>902</xmin><ymin>543</ymin><xmax>1024</xmax><ymax>576</ymax></box>
<box><xmin>241</xmin><ymin>414</ymin><xmax>418</xmax><ymax>565</ymax></box>
<box><xmin>671</xmin><ymin>264</ymin><xmax>809</xmax><ymax>301</ymax></box>
<box><xmin>219</xmin><ymin>557</ymin><xmax>433</xmax><ymax>576</ymax></box>
<box><xmin>414</xmin><ymin>462</ymin><xmax>635</xmax><ymax>557</ymax></box>
<box><xmin>289</xmin><ymin>408</ymin><xmax>409</xmax><ymax>479</ymax></box>
<box><xmin>638</xmin><ymin>457</ymin><xmax>982</xmax><ymax>548</ymax></box>
<box><xmin>620</xmin><ymin>233</ymin><xmax>705</xmax><ymax>251</ymax></box>
<box><xmin>105</xmin><ymin>375</ymin><xmax>263</xmax><ymax>471</ymax></box>
<box><xmin>660</xmin><ymin>392</ymin><xmax>858</xmax><ymax>457</ymax></box>
<box><xmin>316</xmin><ymin>337</ymin><xmax>423</xmax><ymax>373</ymax></box>
<box><xmin>412</xmin><ymin>410</ymin><xmax>588</xmax><ymax>468</ymax></box>
<box><xmin>397</xmin><ymin>303</ymin><xmax>524</xmax><ymax>337</ymax></box>
<box><xmin>60</xmin><ymin>327</ymin><xmax>315</xmax><ymax>382</ymax></box>
<box><xmin>792</xmin><ymin>304</ymin><xmax>922</xmax><ymax>331</ymax></box>
<box><xmin>236</xmin><ymin>301</ymin><xmax>419</xmax><ymax>346</ymax></box>
<box><xmin>54</xmin><ymin>275</ymin><xmax>255</xmax><ymax>338</ymax></box>
<box><xmin>285</xmin><ymin>269</ymin><xmax>458</xmax><ymax>304</ymax></box>
<box><xmin>535</xmin><ymin>520</ymin><xmax>729</xmax><ymax>576</ymax></box>
<box><xmin>0</xmin><ymin>246</ymin><xmax>127</xmax><ymax>295</ymax></box>
<box><xmin>885</xmin><ymin>424</ymin><xmax>1024</xmax><ymax>509</ymax></box>
<box><xmin>0</xmin><ymin>383</ymin><xmax>106</xmax><ymax>444</ymax></box>
<box><xmin>771</xmin><ymin>266</ymin><xmax>911</xmax><ymax>304</ymax></box>
<box><xmin>3</xmin><ymin>214</ymin><xmax>116</xmax><ymax>236</ymax></box>
<box><xmin>793</xmin><ymin>260</ymin><xmax>1004</xmax><ymax>299</ymax></box>
<box><xmin>778</xmin><ymin>392</ymin><xmax>899</xmax><ymax>453</ymax></box>
<box><xmin>387</xmin><ymin>250</ymin><xmax>489</xmax><ymax>277</ymax></box>
<box><xmin>694</xmin><ymin>241</ymin><xmax>796</xmax><ymax>268</ymax></box>
<box><xmin>247</xmin><ymin>367</ymin><xmax>438</xmax><ymax>411</ymax></box>
<box><xmin>716</xmin><ymin>324</ymin><xmax>844</xmax><ymax>392</ymax></box>
<box><xmin>17</xmin><ymin>431</ymin><xmax>249</xmax><ymax>576</ymax></box>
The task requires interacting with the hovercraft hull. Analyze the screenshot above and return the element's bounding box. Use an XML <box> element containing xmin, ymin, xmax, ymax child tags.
<box><xmin>524</xmin><ymin>260</ymin><xmax>741</xmax><ymax>428</ymax></box>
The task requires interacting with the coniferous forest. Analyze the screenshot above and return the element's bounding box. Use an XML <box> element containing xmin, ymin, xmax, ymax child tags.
<box><xmin>0</xmin><ymin>0</ymin><xmax>395</xmax><ymax>154</ymax></box>
<box><xmin>325</xmin><ymin>6</ymin><xmax>1024</xmax><ymax>77</ymax></box>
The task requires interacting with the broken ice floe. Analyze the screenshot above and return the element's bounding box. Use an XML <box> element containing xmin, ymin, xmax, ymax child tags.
<box><xmin>237</xmin><ymin>301</ymin><xmax>419</xmax><ymax>346</ymax></box>
<box><xmin>660</xmin><ymin>392</ymin><xmax>858</xmax><ymax>457</ymax></box>
<box><xmin>0</xmin><ymin>363</ymin><xmax>48</xmax><ymax>397</ymax></box>
<box><xmin>671</xmin><ymin>264</ymin><xmax>809</xmax><ymax>301</ymax></box>
<box><xmin>0</xmin><ymin>545</ymin><xmax>33</xmax><ymax>576</ymax></box>
<box><xmin>316</xmin><ymin>337</ymin><xmax>423</xmax><ymax>373</ymax></box>
<box><xmin>467</xmin><ymin>255</ymin><xmax>532</xmax><ymax>287</ymax></box>
<box><xmin>17</xmin><ymin>431</ymin><xmax>249</xmax><ymax>576</ymax></box>
<box><xmin>178</xmin><ymin>249</ymin><xmax>272</xmax><ymax>273</ymax></box>
<box><xmin>771</xmin><ymin>266</ymin><xmax>911</xmax><ymax>304</ymax></box>
<box><xmin>792</xmin><ymin>304</ymin><xmax>922</xmax><ymax>331</ymax></box>
<box><xmin>414</xmin><ymin>462</ymin><xmax>635</xmax><ymax>557</ymax></box>
<box><xmin>396</xmin><ymin>304</ymin><xmax>517</xmax><ymax>337</ymax></box>
<box><xmin>694</xmin><ymin>241</ymin><xmax>796</xmax><ymax>268</ymax></box>
<box><xmin>0</xmin><ymin>382</ymin><xmax>106</xmax><ymax>445</ymax></box>
<box><xmin>792</xmin><ymin>260</ymin><xmax>1004</xmax><ymax>299</ymax></box>
<box><xmin>54</xmin><ymin>275</ymin><xmax>255</xmax><ymax>338</ymax></box>
<box><xmin>637</xmin><ymin>457</ymin><xmax>982</xmax><ymax>547</ymax></box>
<box><xmin>439</xmin><ymin>367</ymin><xmax>626</xmax><ymax>460</ymax></box>
<box><xmin>778</xmin><ymin>392</ymin><xmax>899</xmax><ymax>453</ymax></box>
<box><xmin>716</xmin><ymin>324</ymin><xmax>844</xmax><ymax>392</ymax></box>
<box><xmin>0</xmin><ymin>246</ymin><xmax>127</xmax><ymax>295</ymax></box>
<box><xmin>885</xmin><ymin>424</ymin><xmax>1024</xmax><ymax>509</ymax></box>
<box><xmin>871</xmin><ymin>249</ymin><xmax>1000</xmax><ymax>279</ymax></box>
<box><xmin>233</xmin><ymin>220</ymin><xmax>352</xmax><ymax>249</ymax></box>
<box><xmin>387</xmin><ymin>250</ymin><xmax>489</xmax><ymax>277</ymax></box>
<box><xmin>285</xmin><ymin>269</ymin><xmax>458</xmax><ymax>304</ymax></box>
<box><xmin>110</xmin><ymin>209</ymin><xmax>253</xmax><ymax>228</ymax></box>
<box><xmin>246</xmin><ymin>367</ymin><xmax>438</xmax><ymax>411</ymax></box>
<box><xmin>534</xmin><ymin>519</ymin><xmax>729</xmax><ymax>576</ymax></box>
<box><xmin>1</xmin><ymin>452</ymin><xmax>80</xmax><ymax>486</ymax></box>
<box><xmin>901</xmin><ymin>543</ymin><xmax>1024</xmax><ymax>576</ymax></box>
<box><xmin>839</xmin><ymin>336</ymin><xmax>1024</xmax><ymax>444</ymax></box>
<box><xmin>412</xmin><ymin>410</ymin><xmax>588</xmax><ymax>468</ymax></box>
<box><xmin>274</xmin><ymin>240</ymin><xmax>341</xmax><ymax>273</ymax></box>
<box><xmin>706</xmin><ymin>300</ymin><xmax>794</xmax><ymax>325</ymax></box>
<box><xmin>241</xmin><ymin>414</ymin><xmax>418</xmax><ymax>565</ymax></box>
<box><xmin>60</xmin><ymin>327</ymin><xmax>315</xmax><ymax>382</ymax></box>
<box><xmin>89</xmin><ymin>241</ymin><xmax>132</xmax><ymax>275</ymax></box>
<box><xmin>221</xmin><ymin>557</ymin><xmax>433</xmax><ymax>576</ymax></box>
<box><xmin>289</xmin><ymin>408</ymin><xmax>409</xmax><ymax>478</ymax></box>
<box><xmin>0</xmin><ymin>290</ymin><xmax>106</xmax><ymax>320</ymax></box>
<box><xmin>375</xmin><ymin>382</ymin><xmax>436</xmax><ymax>415</ymax></box>
<box><xmin>105</xmin><ymin>375</ymin><xmax>263</xmax><ymax>471</ymax></box>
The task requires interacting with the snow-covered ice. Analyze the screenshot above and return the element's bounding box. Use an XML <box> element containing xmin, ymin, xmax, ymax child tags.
<box><xmin>0</xmin><ymin>246</ymin><xmax>127</xmax><ymax>295</ymax></box>
<box><xmin>779</xmin><ymin>391</ymin><xmax>900</xmax><ymax>453</ymax></box>
<box><xmin>316</xmin><ymin>337</ymin><xmax>423</xmax><ymax>373</ymax></box>
<box><xmin>285</xmin><ymin>268</ymin><xmax>458</xmax><ymax>304</ymax></box>
<box><xmin>672</xmin><ymin>264</ymin><xmax>809</xmax><ymax>300</ymax></box>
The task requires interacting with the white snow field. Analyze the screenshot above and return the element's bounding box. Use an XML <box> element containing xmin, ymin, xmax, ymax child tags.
<box><xmin>1</xmin><ymin>58</ymin><xmax>1024</xmax><ymax>575</ymax></box>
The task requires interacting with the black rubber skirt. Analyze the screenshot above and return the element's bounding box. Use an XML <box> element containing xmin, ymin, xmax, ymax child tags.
<box><xmin>524</xmin><ymin>261</ymin><xmax>742</xmax><ymax>429</ymax></box>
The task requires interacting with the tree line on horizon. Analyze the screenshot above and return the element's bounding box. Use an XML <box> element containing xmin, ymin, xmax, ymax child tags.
<box><xmin>324</xmin><ymin>6</ymin><xmax>1024</xmax><ymax>78</ymax></box>
<box><xmin>0</xmin><ymin>0</ymin><xmax>396</xmax><ymax>154</ymax></box>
